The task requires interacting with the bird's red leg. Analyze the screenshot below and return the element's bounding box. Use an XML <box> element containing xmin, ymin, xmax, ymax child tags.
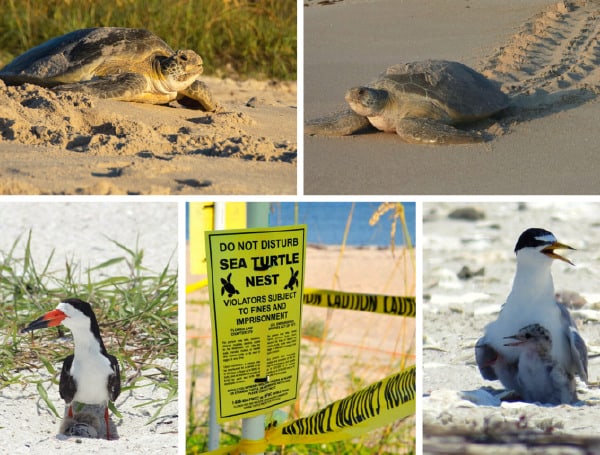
<box><xmin>105</xmin><ymin>406</ymin><xmax>110</xmax><ymax>440</ymax></box>
<box><xmin>68</xmin><ymin>404</ymin><xmax>73</xmax><ymax>418</ymax></box>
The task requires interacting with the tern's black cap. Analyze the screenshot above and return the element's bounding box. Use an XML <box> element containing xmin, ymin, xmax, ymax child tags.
<box><xmin>514</xmin><ymin>228</ymin><xmax>555</xmax><ymax>253</ymax></box>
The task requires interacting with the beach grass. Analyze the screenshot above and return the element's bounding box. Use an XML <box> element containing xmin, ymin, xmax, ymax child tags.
<box><xmin>0</xmin><ymin>0</ymin><xmax>296</xmax><ymax>80</ymax></box>
<box><xmin>0</xmin><ymin>231</ymin><xmax>178</xmax><ymax>421</ymax></box>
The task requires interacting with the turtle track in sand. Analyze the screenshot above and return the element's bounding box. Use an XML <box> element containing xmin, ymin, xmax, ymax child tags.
<box><xmin>482</xmin><ymin>0</ymin><xmax>600</xmax><ymax>111</ymax></box>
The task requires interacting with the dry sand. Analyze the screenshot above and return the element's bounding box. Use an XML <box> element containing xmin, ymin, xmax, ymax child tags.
<box><xmin>1</xmin><ymin>371</ymin><xmax>178</xmax><ymax>455</ymax></box>
<box><xmin>186</xmin><ymin>244</ymin><xmax>416</xmax><ymax>448</ymax></box>
<box><xmin>304</xmin><ymin>0</ymin><xmax>600</xmax><ymax>194</ymax></box>
<box><xmin>0</xmin><ymin>76</ymin><xmax>296</xmax><ymax>195</ymax></box>
<box><xmin>423</xmin><ymin>202</ymin><xmax>600</xmax><ymax>453</ymax></box>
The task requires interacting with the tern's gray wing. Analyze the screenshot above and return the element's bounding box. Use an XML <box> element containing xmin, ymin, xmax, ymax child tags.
<box><xmin>475</xmin><ymin>337</ymin><xmax>498</xmax><ymax>381</ymax></box>
<box><xmin>557</xmin><ymin>301</ymin><xmax>588</xmax><ymax>382</ymax></box>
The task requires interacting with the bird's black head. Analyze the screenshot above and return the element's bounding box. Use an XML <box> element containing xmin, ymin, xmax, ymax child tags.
<box><xmin>514</xmin><ymin>228</ymin><xmax>555</xmax><ymax>253</ymax></box>
<box><xmin>514</xmin><ymin>228</ymin><xmax>574</xmax><ymax>265</ymax></box>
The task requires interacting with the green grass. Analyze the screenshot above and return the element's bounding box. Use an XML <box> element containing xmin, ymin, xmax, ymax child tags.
<box><xmin>1</xmin><ymin>230</ymin><xmax>178</xmax><ymax>422</ymax></box>
<box><xmin>0</xmin><ymin>0</ymin><xmax>296</xmax><ymax>80</ymax></box>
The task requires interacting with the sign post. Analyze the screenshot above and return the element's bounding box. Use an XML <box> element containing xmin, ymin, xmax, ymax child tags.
<box><xmin>205</xmin><ymin>225</ymin><xmax>307</xmax><ymax>440</ymax></box>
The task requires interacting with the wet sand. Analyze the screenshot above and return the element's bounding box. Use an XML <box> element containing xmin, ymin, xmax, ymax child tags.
<box><xmin>304</xmin><ymin>0</ymin><xmax>600</xmax><ymax>194</ymax></box>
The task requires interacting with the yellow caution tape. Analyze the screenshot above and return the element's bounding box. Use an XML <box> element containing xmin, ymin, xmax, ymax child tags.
<box><xmin>303</xmin><ymin>288</ymin><xmax>415</xmax><ymax>317</ymax></box>
<box><xmin>268</xmin><ymin>365</ymin><xmax>415</xmax><ymax>444</ymax></box>
<box><xmin>192</xmin><ymin>366</ymin><xmax>415</xmax><ymax>454</ymax></box>
<box><xmin>186</xmin><ymin>278</ymin><xmax>208</xmax><ymax>294</ymax></box>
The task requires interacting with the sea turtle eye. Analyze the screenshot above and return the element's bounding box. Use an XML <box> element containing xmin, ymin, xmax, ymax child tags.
<box><xmin>180</xmin><ymin>53</ymin><xmax>188</xmax><ymax>61</ymax></box>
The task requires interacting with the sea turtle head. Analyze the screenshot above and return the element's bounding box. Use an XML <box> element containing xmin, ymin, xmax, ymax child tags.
<box><xmin>159</xmin><ymin>50</ymin><xmax>204</xmax><ymax>89</ymax></box>
<box><xmin>345</xmin><ymin>86</ymin><xmax>389</xmax><ymax>116</ymax></box>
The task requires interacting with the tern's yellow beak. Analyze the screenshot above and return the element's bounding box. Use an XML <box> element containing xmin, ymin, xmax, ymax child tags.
<box><xmin>541</xmin><ymin>241</ymin><xmax>575</xmax><ymax>265</ymax></box>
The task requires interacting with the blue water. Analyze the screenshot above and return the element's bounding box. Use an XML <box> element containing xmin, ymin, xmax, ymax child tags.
<box><xmin>186</xmin><ymin>202</ymin><xmax>416</xmax><ymax>246</ymax></box>
<box><xmin>268</xmin><ymin>202</ymin><xmax>416</xmax><ymax>247</ymax></box>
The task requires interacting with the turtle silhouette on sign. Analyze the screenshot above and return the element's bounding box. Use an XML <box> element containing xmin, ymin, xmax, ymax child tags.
<box><xmin>221</xmin><ymin>273</ymin><xmax>240</xmax><ymax>297</ymax></box>
<box><xmin>284</xmin><ymin>267</ymin><xmax>299</xmax><ymax>291</ymax></box>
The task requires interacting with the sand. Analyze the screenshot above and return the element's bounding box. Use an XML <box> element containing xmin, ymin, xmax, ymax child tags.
<box><xmin>423</xmin><ymin>202</ymin><xmax>600</xmax><ymax>453</ymax></box>
<box><xmin>304</xmin><ymin>0</ymin><xmax>600</xmax><ymax>194</ymax></box>
<box><xmin>1</xmin><ymin>372</ymin><xmax>178</xmax><ymax>455</ymax></box>
<box><xmin>0</xmin><ymin>76</ymin><xmax>296</xmax><ymax>195</ymax></box>
<box><xmin>0</xmin><ymin>201</ymin><xmax>178</xmax><ymax>278</ymax></box>
<box><xmin>186</xmin><ymin>244</ymin><xmax>416</xmax><ymax>449</ymax></box>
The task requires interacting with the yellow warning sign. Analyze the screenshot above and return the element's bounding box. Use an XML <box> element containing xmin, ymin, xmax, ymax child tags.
<box><xmin>205</xmin><ymin>225</ymin><xmax>307</xmax><ymax>422</ymax></box>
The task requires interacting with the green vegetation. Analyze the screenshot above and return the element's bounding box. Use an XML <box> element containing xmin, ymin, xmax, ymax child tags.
<box><xmin>0</xmin><ymin>231</ymin><xmax>178</xmax><ymax>422</ymax></box>
<box><xmin>0</xmin><ymin>0</ymin><xmax>296</xmax><ymax>80</ymax></box>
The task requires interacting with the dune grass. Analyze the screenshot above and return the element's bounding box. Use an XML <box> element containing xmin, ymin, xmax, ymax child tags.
<box><xmin>1</xmin><ymin>231</ymin><xmax>178</xmax><ymax>422</ymax></box>
<box><xmin>0</xmin><ymin>0</ymin><xmax>296</xmax><ymax>80</ymax></box>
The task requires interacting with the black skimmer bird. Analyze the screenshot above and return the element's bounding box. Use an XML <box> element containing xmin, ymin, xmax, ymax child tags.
<box><xmin>475</xmin><ymin>228</ymin><xmax>588</xmax><ymax>397</ymax></box>
<box><xmin>504</xmin><ymin>323</ymin><xmax>577</xmax><ymax>404</ymax></box>
<box><xmin>21</xmin><ymin>298</ymin><xmax>121</xmax><ymax>439</ymax></box>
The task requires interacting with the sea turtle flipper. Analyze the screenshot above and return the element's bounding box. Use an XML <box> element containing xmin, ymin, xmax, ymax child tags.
<box><xmin>54</xmin><ymin>73</ymin><xmax>167</xmax><ymax>103</ymax></box>
<box><xmin>177</xmin><ymin>79</ymin><xmax>219</xmax><ymax>112</ymax></box>
<box><xmin>305</xmin><ymin>108</ymin><xmax>373</xmax><ymax>136</ymax></box>
<box><xmin>395</xmin><ymin>118</ymin><xmax>485</xmax><ymax>145</ymax></box>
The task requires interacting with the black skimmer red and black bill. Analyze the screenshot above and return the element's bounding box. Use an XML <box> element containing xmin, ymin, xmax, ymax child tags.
<box><xmin>475</xmin><ymin>228</ymin><xmax>588</xmax><ymax>403</ymax></box>
<box><xmin>21</xmin><ymin>298</ymin><xmax>121</xmax><ymax>439</ymax></box>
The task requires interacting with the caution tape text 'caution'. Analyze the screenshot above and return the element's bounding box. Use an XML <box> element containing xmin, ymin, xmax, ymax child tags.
<box><xmin>303</xmin><ymin>288</ymin><xmax>415</xmax><ymax>317</ymax></box>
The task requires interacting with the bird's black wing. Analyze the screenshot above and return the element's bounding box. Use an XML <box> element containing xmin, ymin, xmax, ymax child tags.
<box><xmin>59</xmin><ymin>354</ymin><xmax>76</xmax><ymax>403</ymax></box>
<box><xmin>107</xmin><ymin>353</ymin><xmax>121</xmax><ymax>401</ymax></box>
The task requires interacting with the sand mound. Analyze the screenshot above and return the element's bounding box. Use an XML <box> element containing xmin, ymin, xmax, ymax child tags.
<box><xmin>0</xmin><ymin>82</ymin><xmax>168</xmax><ymax>155</ymax></box>
<box><xmin>0</xmin><ymin>76</ymin><xmax>296</xmax><ymax>194</ymax></box>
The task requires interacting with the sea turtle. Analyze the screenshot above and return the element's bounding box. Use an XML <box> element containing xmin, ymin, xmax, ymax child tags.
<box><xmin>284</xmin><ymin>267</ymin><xmax>299</xmax><ymax>291</ymax></box>
<box><xmin>0</xmin><ymin>27</ymin><xmax>218</xmax><ymax>111</ymax></box>
<box><xmin>221</xmin><ymin>273</ymin><xmax>240</xmax><ymax>297</ymax></box>
<box><xmin>305</xmin><ymin>60</ymin><xmax>509</xmax><ymax>144</ymax></box>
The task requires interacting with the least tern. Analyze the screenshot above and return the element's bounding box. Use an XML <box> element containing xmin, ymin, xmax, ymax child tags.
<box><xmin>475</xmin><ymin>228</ymin><xmax>588</xmax><ymax>397</ymax></box>
<box><xmin>504</xmin><ymin>323</ymin><xmax>577</xmax><ymax>404</ymax></box>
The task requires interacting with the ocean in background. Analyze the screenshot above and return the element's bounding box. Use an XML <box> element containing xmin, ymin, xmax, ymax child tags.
<box><xmin>186</xmin><ymin>202</ymin><xmax>416</xmax><ymax>247</ymax></box>
<box><xmin>269</xmin><ymin>202</ymin><xmax>416</xmax><ymax>247</ymax></box>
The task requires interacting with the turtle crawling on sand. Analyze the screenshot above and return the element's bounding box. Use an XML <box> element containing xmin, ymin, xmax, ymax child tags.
<box><xmin>0</xmin><ymin>27</ymin><xmax>218</xmax><ymax>111</ymax></box>
<box><xmin>305</xmin><ymin>60</ymin><xmax>509</xmax><ymax>144</ymax></box>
